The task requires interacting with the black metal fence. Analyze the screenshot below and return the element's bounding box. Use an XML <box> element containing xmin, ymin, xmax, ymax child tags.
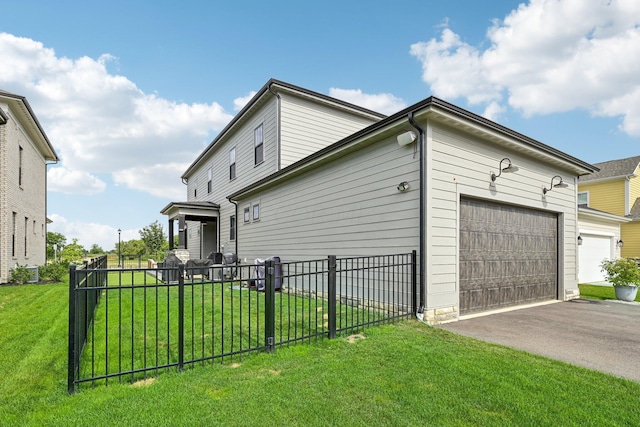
<box><xmin>68</xmin><ymin>251</ymin><xmax>416</xmax><ymax>392</ymax></box>
<box><xmin>67</xmin><ymin>255</ymin><xmax>108</xmax><ymax>392</ymax></box>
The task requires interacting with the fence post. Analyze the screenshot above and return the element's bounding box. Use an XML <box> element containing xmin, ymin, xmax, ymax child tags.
<box><xmin>67</xmin><ymin>264</ymin><xmax>77</xmax><ymax>393</ymax></box>
<box><xmin>328</xmin><ymin>255</ymin><xmax>337</xmax><ymax>339</ymax></box>
<box><xmin>264</xmin><ymin>260</ymin><xmax>276</xmax><ymax>353</ymax></box>
<box><xmin>178</xmin><ymin>263</ymin><xmax>185</xmax><ymax>371</ymax></box>
<box><xmin>412</xmin><ymin>250</ymin><xmax>417</xmax><ymax>316</ymax></box>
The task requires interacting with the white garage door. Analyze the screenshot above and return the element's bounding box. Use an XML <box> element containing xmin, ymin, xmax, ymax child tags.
<box><xmin>579</xmin><ymin>234</ymin><xmax>613</xmax><ymax>283</ymax></box>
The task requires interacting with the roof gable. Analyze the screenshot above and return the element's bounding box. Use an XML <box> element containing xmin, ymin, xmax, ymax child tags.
<box><xmin>182</xmin><ymin>79</ymin><xmax>386</xmax><ymax>179</ymax></box>
<box><xmin>0</xmin><ymin>89</ymin><xmax>58</xmax><ymax>162</ymax></box>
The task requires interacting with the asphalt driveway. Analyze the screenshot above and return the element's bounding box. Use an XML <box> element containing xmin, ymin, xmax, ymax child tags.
<box><xmin>437</xmin><ymin>299</ymin><xmax>640</xmax><ymax>382</ymax></box>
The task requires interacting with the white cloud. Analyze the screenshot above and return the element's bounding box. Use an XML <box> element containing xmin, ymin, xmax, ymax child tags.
<box><xmin>0</xmin><ymin>32</ymin><xmax>234</xmax><ymax>194</ymax></box>
<box><xmin>483</xmin><ymin>101</ymin><xmax>506</xmax><ymax>122</ymax></box>
<box><xmin>234</xmin><ymin>91</ymin><xmax>257</xmax><ymax>111</ymax></box>
<box><xmin>48</xmin><ymin>214</ymin><xmax>138</xmax><ymax>251</ymax></box>
<box><xmin>113</xmin><ymin>162</ymin><xmax>188</xmax><ymax>200</ymax></box>
<box><xmin>410</xmin><ymin>0</ymin><xmax>640</xmax><ymax>136</ymax></box>
<box><xmin>328</xmin><ymin>88</ymin><xmax>407</xmax><ymax>115</ymax></box>
<box><xmin>47</xmin><ymin>167</ymin><xmax>106</xmax><ymax>195</ymax></box>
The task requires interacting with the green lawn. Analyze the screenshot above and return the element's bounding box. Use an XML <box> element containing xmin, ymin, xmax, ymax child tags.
<box><xmin>2</xmin><ymin>281</ymin><xmax>640</xmax><ymax>426</ymax></box>
<box><xmin>579</xmin><ymin>283</ymin><xmax>640</xmax><ymax>302</ymax></box>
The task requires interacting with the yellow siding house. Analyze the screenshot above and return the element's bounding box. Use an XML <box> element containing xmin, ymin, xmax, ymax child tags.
<box><xmin>578</xmin><ymin>155</ymin><xmax>640</xmax><ymax>258</ymax></box>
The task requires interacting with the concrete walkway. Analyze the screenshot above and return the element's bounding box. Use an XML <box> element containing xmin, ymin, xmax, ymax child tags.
<box><xmin>438</xmin><ymin>299</ymin><xmax>640</xmax><ymax>382</ymax></box>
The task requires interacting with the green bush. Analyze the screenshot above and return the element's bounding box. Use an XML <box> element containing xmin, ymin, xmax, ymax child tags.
<box><xmin>39</xmin><ymin>262</ymin><xmax>67</xmax><ymax>283</ymax></box>
<box><xmin>601</xmin><ymin>258</ymin><xmax>640</xmax><ymax>287</ymax></box>
<box><xmin>10</xmin><ymin>265</ymin><xmax>34</xmax><ymax>285</ymax></box>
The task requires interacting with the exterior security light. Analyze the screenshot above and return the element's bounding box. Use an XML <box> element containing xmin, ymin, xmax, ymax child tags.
<box><xmin>397</xmin><ymin>131</ymin><xmax>417</xmax><ymax>146</ymax></box>
<box><xmin>577</xmin><ymin>235</ymin><xmax>583</xmax><ymax>246</ymax></box>
<box><xmin>617</xmin><ymin>239</ymin><xmax>624</xmax><ymax>248</ymax></box>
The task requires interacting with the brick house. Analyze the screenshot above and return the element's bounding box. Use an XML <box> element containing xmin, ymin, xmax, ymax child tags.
<box><xmin>0</xmin><ymin>90</ymin><xmax>58</xmax><ymax>283</ymax></box>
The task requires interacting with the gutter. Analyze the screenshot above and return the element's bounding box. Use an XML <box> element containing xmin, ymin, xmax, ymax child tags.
<box><xmin>408</xmin><ymin>112</ymin><xmax>426</xmax><ymax>316</ymax></box>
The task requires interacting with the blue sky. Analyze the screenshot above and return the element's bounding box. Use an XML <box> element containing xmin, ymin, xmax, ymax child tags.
<box><xmin>1</xmin><ymin>0</ymin><xmax>639</xmax><ymax>250</ymax></box>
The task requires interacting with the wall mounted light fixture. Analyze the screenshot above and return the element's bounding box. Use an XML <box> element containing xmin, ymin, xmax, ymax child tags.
<box><xmin>543</xmin><ymin>175</ymin><xmax>568</xmax><ymax>194</ymax></box>
<box><xmin>577</xmin><ymin>235</ymin><xmax>583</xmax><ymax>246</ymax></box>
<box><xmin>617</xmin><ymin>239</ymin><xmax>624</xmax><ymax>248</ymax></box>
<box><xmin>490</xmin><ymin>158</ymin><xmax>519</xmax><ymax>187</ymax></box>
<box><xmin>397</xmin><ymin>181</ymin><xmax>410</xmax><ymax>192</ymax></box>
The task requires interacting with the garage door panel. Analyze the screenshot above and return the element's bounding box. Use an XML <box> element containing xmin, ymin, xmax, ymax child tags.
<box><xmin>460</xmin><ymin>198</ymin><xmax>558</xmax><ymax>315</ymax></box>
<box><xmin>578</xmin><ymin>234</ymin><xmax>612</xmax><ymax>283</ymax></box>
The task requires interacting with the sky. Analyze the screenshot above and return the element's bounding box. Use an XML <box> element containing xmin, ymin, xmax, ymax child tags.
<box><xmin>1</xmin><ymin>0</ymin><xmax>639</xmax><ymax>251</ymax></box>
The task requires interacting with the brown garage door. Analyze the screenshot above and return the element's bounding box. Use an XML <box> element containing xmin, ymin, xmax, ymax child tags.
<box><xmin>459</xmin><ymin>198</ymin><xmax>558</xmax><ymax>315</ymax></box>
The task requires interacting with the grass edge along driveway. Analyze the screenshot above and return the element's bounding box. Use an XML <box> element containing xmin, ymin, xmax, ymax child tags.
<box><xmin>1</xmin><ymin>282</ymin><xmax>639</xmax><ymax>426</ymax></box>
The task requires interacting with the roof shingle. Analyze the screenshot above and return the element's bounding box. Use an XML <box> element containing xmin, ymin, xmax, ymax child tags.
<box><xmin>580</xmin><ymin>155</ymin><xmax>640</xmax><ymax>182</ymax></box>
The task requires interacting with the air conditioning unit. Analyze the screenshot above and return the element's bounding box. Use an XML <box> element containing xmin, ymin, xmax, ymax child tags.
<box><xmin>26</xmin><ymin>266</ymin><xmax>39</xmax><ymax>283</ymax></box>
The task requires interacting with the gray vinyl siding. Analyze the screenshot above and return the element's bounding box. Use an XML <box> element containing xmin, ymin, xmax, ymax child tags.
<box><xmin>279</xmin><ymin>93</ymin><xmax>380</xmax><ymax>169</ymax></box>
<box><xmin>427</xmin><ymin>122</ymin><xmax>578</xmax><ymax>311</ymax></box>
<box><xmin>184</xmin><ymin>98</ymin><xmax>278</xmax><ymax>258</ymax></box>
<box><xmin>236</xmin><ymin>134</ymin><xmax>420</xmax><ymax>262</ymax></box>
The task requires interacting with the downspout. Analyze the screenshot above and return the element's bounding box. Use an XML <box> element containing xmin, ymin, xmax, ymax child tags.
<box><xmin>228</xmin><ymin>198</ymin><xmax>239</xmax><ymax>258</ymax></box>
<box><xmin>408</xmin><ymin>112</ymin><xmax>426</xmax><ymax>316</ymax></box>
<box><xmin>268</xmin><ymin>83</ymin><xmax>282</xmax><ymax>171</ymax></box>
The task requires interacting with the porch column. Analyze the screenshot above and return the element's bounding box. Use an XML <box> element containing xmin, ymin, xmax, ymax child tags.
<box><xmin>168</xmin><ymin>219</ymin><xmax>174</xmax><ymax>250</ymax></box>
<box><xmin>178</xmin><ymin>214</ymin><xmax>186</xmax><ymax>249</ymax></box>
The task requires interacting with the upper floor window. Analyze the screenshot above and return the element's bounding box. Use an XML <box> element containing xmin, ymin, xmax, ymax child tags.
<box><xmin>244</xmin><ymin>206</ymin><xmax>250</xmax><ymax>223</ymax></box>
<box><xmin>230</xmin><ymin>147</ymin><xmax>236</xmax><ymax>180</ymax></box>
<box><xmin>578</xmin><ymin>191</ymin><xmax>589</xmax><ymax>206</ymax></box>
<box><xmin>207</xmin><ymin>167</ymin><xmax>212</xmax><ymax>193</ymax></box>
<box><xmin>19</xmin><ymin>146</ymin><xmax>23</xmax><ymax>187</ymax></box>
<box><xmin>254</xmin><ymin>124</ymin><xmax>264</xmax><ymax>165</ymax></box>
<box><xmin>253</xmin><ymin>203</ymin><xmax>260</xmax><ymax>221</ymax></box>
<box><xmin>193</xmin><ymin>177</ymin><xmax>198</xmax><ymax>199</ymax></box>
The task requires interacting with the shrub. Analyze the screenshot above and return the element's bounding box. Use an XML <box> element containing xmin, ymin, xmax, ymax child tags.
<box><xmin>39</xmin><ymin>262</ymin><xmax>67</xmax><ymax>283</ymax></box>
<box><xmin>600</xmin><ymin>258</ymin><xmax>640</xmax><ymax>287</ymax></box>
<box><xmin>10</xmin><ymin>265</ymin><xmax>34</xmax><ymax>285</ymax></box>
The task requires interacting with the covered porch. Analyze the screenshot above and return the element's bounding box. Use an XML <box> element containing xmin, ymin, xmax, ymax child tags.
<box><xmin>160</xmin><ymin>201</ymin><xmax>220</xmax><ymax>261</ymax></box>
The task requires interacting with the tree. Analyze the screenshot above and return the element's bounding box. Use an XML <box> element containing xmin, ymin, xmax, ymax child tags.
<box><xmin>120</xmin><ymin>239</ymin><xmax>146</xmax><ymax>257</ymax></box>
<box><xmin>46</xmin><ymin>232</ymin><xmax>66</xmax><ymax>261</ymax></box>
<box><xmin>139</xmin><ymin>221</ymin><xmax>167</xmax><ymax>259</ymax></box>
<box><xmin>88</xmin><ymin>244</ymin><xmax>104</xmax><ymax>255</ymax></box>
<box><xmin>59</xmin><ymin>238</ymin><xmax>85</xmax><ymax>264</ymax></box>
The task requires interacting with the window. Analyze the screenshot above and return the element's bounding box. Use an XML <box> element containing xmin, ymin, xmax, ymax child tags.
<box><xmin>253</xmin><ymin>203</ymin><xmax>260</xmax><ymax>221</ymax></box>
<box><xmin>244</xmin><ymin>207</ymin><xmax>250</xmax><ymax>223</ymax></box>
<box><xmin>207</xmin><ymin>167</ymin><xmax>212</xmax><ymax>193</ymax></box>
<box><xmin>12</xmin><ymin>212</ymin><xmax>16</xmax><ymax>257</ymax></box>
<box><xmin>578</xmin><ymin>191</ymin><xmax>589</xmax><ymax>206</ymax></box>
<box><xmin>229</xmin><ymin>147</ymin><xmax>236</xmax><ymax>180</ymax></box>
<box><xmin>230</xmin><ymin>216</ymin><xmax>236</xmax><ymax>241</ymax></box>
<box><xmin>193</xmin><ymin>177</ymin><xmax>198</xmax><ymax>198</ymax></box>
<box><xmin>19</xmin><ymin>146</ymin><xmax>23</xmax><ymax>187</ymax></box>
<box><xmin>24</xmin><ymin>217</ymin><xmax>28</xmax><ymax>257</ymax></box>
<box><xmin>254</xmin><ymin>124</ymin><xmax>264</xmax><ymax>165</ymax></box>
